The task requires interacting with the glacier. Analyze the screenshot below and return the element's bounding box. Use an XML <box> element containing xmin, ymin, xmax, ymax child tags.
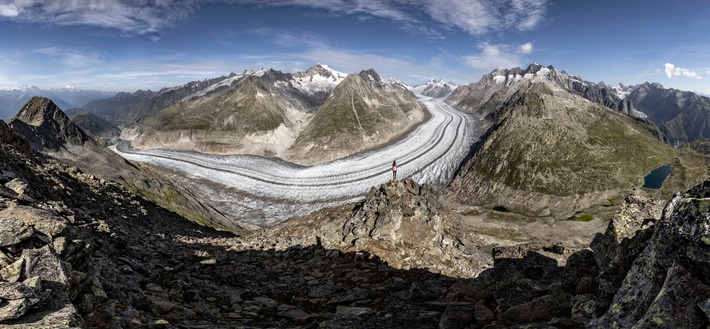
<box><xmin>112</xmin><ymin>96</ymin><xmax>479</xmax><ymax>226</ymax></box>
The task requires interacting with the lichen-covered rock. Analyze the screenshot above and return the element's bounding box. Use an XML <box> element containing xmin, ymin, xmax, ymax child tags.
<box><xmin>0</xmin><ymin>218</ymin><xmax>33</xmax><ymax>247</ymax></box>
<box><xmin>591</xmin><ymin>186</ymin><xmax>710</xmax><ymax>328</ymax></box>
<box><xmin>590</xmin><ymin>193</ymin><xmax>662</xmax><ymax>304</ymax></box>
<box><xmin>21</xmin><ymin>245</ymin><xmax>72</xmax><ymax>286</ymax></box>
<box><xmin>0</xmin><ymin>206</ymin><xmax>68</xmax><ymax>238</ymax></box>
<box><xmin>0</xmin><ymin>277</ymin><xmax>43</xmax><ymax>322</ymax></box>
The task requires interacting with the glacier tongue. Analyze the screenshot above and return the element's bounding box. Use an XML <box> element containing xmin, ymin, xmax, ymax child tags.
<box><xmin>112</xmin><ymin>96</ymin><xmax>479</xmax><ymax>227</ymax></box>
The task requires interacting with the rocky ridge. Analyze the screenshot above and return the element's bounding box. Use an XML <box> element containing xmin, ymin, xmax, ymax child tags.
<box><xmin>624</xmin><ymin>82</ymin><xmax>710</xmax><ymax>145</ymax></box>
<box><xmin>6</xmin><ymin>97</ymin><xmax>239</xmax><ymax>232</ymax></box>
<box><xmin>9</xmin><ymin>97</ymin><xmax>89</xmax><ymax>152</ymax></box>
<box><xmin>253</xmin><ymin>179</ymin><xmax>490</xmax><ymax>278</ymax></box>
<box><xmin>446</xmin><ymin>63</ymin><xmax>642</xmax><ymax>119</ymax></box>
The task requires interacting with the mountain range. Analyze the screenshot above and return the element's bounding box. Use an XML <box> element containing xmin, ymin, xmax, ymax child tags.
<box><xmin>103</xmin><ymin>64</ymin><xmax>425</xmax><ymax>164</ymax></box>
<box><xmin>0</xmin><ymin>85</ymin><xmax>115</xmax><ymax>121</ymax></box>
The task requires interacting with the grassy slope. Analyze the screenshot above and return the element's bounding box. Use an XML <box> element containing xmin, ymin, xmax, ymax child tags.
<box><xmin>144</xmin><ymin>77</ymin><xmax>285</xmax><ymax>134</ymax></box>
<box><xmin>460</xmin><ymin>83</ymin><xmax>675</xmax><ymax>199</ymax></box>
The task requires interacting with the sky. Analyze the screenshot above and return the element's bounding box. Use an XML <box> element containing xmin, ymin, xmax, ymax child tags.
<box><xmin>0</xmin><ymin>0</ymin><xmax>708</xmax><ymax>94</ymax></box>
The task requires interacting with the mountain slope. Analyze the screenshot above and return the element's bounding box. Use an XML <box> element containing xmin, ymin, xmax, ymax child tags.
<box><xmin>67</xmin><ymin>109</ymin><xmax>121</xmax><ymax>145</ymax></box>
<box><xmin>7</xmin><ymin>97</ymin><xmax>239</xmax><ymax>231</ymax></box>
<box><xmin>449</xmin><ymin>81</ymin><xmax>674</xmax><ymax>217</ymax></box>
<box><xmin>81</xmin><ymin>89</ymin><xmax>155</xmax><ymax>122</ymax></box>
<box><xmin>125</xmin><ymin>69</ymin><xmax>314</xmax><ymax>157</ymax></box>
<box><xmin>287</xmin><ymin>69</ymin><xmax>426</xmax><ymax>163</ymax></box>
<box><xmin>624</xmin><ymin>82</ymin><xmax>710</xmax><ymax>145</ymax></box>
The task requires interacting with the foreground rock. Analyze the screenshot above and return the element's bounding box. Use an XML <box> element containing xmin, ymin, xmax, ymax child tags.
<box><xmin>254</xmin><ymin>178</ymin><xmax>490</xmax><ymax>278</ymax></box>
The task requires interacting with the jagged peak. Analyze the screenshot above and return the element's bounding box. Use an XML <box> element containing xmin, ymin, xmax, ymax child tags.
<box><xmin>9</xmin><ymin>96</ymin><xmax>90</xmax><ymax>151</ymax></box>
<box><xmin>358</xmin><ymin>68</ymin><xmax>382</xmax><ymax>84</ymax></box>
<box><xmin>14</xmin><ymin>97</ymin><xmax>66</xmax><ymax>127</ymax></box>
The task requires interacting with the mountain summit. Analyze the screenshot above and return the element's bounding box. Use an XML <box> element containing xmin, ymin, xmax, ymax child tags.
<box><xmin>9</xmin><ymin>96</ymin><xmax>89</xmax><ymax>152</ymax></box>
<box><xmin>412</xmin><ymin>79</ymin><xmax>456</xmax><ymax>98</ymax></box>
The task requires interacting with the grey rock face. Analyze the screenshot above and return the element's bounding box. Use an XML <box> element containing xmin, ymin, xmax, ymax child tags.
<box><xmin>625</xmin><ymin>82</ymin><xmax>710</xmax><ymax>145</ymax></box>
<box><xmin>9</xmin><ymin>97</ymin><xmax>89</xmax><ymax>152</ymax></box>
<box><xmin>0</xmin><ymin>218</ymin><xmax>32</xmax><ymax>247</ymax></box>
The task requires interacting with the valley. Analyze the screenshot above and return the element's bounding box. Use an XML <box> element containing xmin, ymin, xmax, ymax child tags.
<box><xmin>112</xmin><ymin>96</ymin><xmax>479</xmax><ymax>227</ymax></box>
<box><xmin>2</xmin><ymin>1</ymin><xmax>710</xmax><ymax>326</ymax></box>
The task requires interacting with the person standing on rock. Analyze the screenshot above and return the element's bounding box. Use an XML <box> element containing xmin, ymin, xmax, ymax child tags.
<box><xmin>392</xmin><ymin>161</ymin><xmax>398</xmax><ymax>181</ymax></box>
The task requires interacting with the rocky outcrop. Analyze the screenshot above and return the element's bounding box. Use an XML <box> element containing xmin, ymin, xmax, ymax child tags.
<box><xmin>254</xmin><ymin>179</ymin><xmax>489</xmax><ymax>278</ymax></box>
<box><xmin>0</xmin><ymin>120</ymin><xmax>31</xmax><ymax>156</ymax></box>
<box><xmin>9</xmin><ymin>97</ymin><xmax>89</xmax><ymax>152</ymax></box>
<box><xmin>586</xmin><ymin>183</ymin><xmax>710</xmax><ymax>328</ymax></box>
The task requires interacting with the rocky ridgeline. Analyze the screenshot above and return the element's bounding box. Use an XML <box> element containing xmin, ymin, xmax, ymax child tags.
<box><xmin>1</xmin><ymin>117</ymin><xmax>709</xmax><ymax>327</ymax></box>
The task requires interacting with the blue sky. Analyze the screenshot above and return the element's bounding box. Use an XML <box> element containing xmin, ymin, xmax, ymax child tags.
<box><xmin>0</xmin><ymin>0</ymin><xmax>708</xmax><ymax>94</ymax></box>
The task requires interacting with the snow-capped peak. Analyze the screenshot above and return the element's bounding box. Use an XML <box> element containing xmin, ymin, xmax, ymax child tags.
<box><xmin>387</xmin><ymin>78</ymin><xmax>411</xmax><ymax>89</ymax></box>
<box><xmin>63</xmin><ymin>84</ymin><xmax>77</xmax><ymax>91</ymax></box>
<box><xmin>411</xmin><ymin>78</ymin><xmax>456</xmax><ymax>98</ymax></box>
<box><xmin>290</xmin><ymin>63</ymin><xmax>348</xmax><ymax>95</ymax></box>
<box><xmin>610</xmin><ymin>82</ymin><xmax>635</xmax><ymax>100</ymax></box>
<box><xmin>0</xmin><ymin>84</ymin><xmax>41</xmax><ymax>92</ymax></box>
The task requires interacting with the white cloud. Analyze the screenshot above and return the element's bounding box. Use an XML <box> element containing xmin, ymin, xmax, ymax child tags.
<box><xmin>244</xmin><ymin>28</ymin><xmax>326</xmax><ymax>48</ymax></box>
<box><xmin>464</xmin><ymin>41</ymin><xmax>534</xmax><ymax>71</ymax></box>
<box><xmin>5</xmin><ymin>0</ymin><xmax>195</xmax><ymax>36</ymax></box>
<box><xmin>0</xmin><ymin>3</ymin><xmax>19</xmax><ymax>17</ymax></box>
<box><xmin>422</xmin><ymin>0</ymin><xmax>548</xmax><ymax>35</ymax></box>
<box><xmin>1</xmin><ymin>0</ymin><xmax>547</xmax><ymax>38</ymax></box>
<box><xmin>663</xmin><ymin>63</ymin><xmax>702</xmax><ymax>79</ymax></box>
<box><xmin>520</xmin><ymin>42</ymin><xmax>533</xmax><ymax>54</ymax></box>
<box><xmin>464</xmin><ymin>43</ymin><xmax>522</xmax><ymax>71</ymax></box>
<box><xmin>32</xmin><ymin>47</ymin><xmax>104</xmax><ymax>68</ymax></box>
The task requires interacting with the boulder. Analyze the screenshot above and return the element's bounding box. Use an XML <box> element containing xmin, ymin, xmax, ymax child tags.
<box><xmin>0</xmin><ymin>218</ymin><xmax>33</xmax><ymax>247</ymax></box>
